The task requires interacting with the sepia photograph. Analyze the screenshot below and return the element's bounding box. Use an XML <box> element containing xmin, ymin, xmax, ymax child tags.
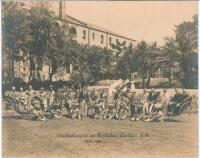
<box><xmin>1</xmin><ymin>1</ymin><xmax>198</xmax><ymax>158</ymax></box>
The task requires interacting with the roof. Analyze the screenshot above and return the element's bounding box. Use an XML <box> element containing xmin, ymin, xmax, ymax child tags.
<box><xmin>61</xmin><ymin>14</ymin><xmax>136</xmax><ymax>42</ymax></box>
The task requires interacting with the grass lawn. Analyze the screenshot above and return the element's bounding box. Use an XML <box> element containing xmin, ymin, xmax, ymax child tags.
<box><xmin>3</xmin><ymin>112</ymin><xmax>198</xmax><ymax>158</ymax></box>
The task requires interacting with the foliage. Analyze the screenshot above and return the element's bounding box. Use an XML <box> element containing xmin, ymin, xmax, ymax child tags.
<box><xmin>28</xmin><ymin>5</ymin><xmax>60</xmax><ymax>81</ymax></box>
<box><xmin>2</xmin><ymin>3</ymin><xmax>197</xmax><ymax>89</ymax></box>
<box><xmin>2</xmin><ymin>2</ymin><xmax>31</xmax><ymax>83</ymax></box>
<box><xmin>2</xmin><ymin>2</ymin><xmax>31</xmax><ymax>53</ymax></box>
<box><xmin>164</xmin><ymin>14</ymin><xmax>198</xmax><ymax>88</ymax></box>
<box><xmin>134</xmin><ymin>41</ymin><xmax>160</xmax><ymax>88</ymax></box>
<box><xmin>115</xmin><ymin>45</ymin><xmax>135</xmax><ymax>79</ymax></box>
<box><xmin>69</xmin><ymin>44</ymin><xmax>114</xmax><ymax>86</ymax></box>
<box><xmin>162</xmin><ymin>37</ymin><xmax>179</xmax><ymax>85</ymax></box>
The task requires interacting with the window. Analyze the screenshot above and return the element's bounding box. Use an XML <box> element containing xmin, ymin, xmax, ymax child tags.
<box><xmin>68</xmin><ymin>26</ymin><xmax>77</xmax><ymax>35</ymax></box>
<box><xmin>92</xmin><ymin>32</ymin><xmax>95</xmax><ymax>39</ymax></box>
<box><xmin>109</xmin><ymin>37</ymin><xmax>112</xmax><ymax>45</ymax></box>
<box><xmin>82</xmin><ymin>30</ymin><xmax>86</xmax><ymax>39</ymax></box>
<box><xmin>101</xmin><ymin>35</ymin><xmax>104</xmax><ymax>44</ymax></box>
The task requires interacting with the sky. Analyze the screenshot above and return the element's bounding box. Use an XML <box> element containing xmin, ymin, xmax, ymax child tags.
<box><xmin>63</xmin><ymin>1</ymin><xmax>197</xmax><ymax>45</ymax></box>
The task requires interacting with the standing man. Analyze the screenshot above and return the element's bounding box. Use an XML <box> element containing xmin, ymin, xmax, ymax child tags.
<box><xmin>17</xmin><ymin>87</ymin><xmax>27</xmax><ymax>112</ymax></box>
<box><xmin>47</xmin><ymin>85</ymin><xmax>55</xmax><ymax>108</ymax></box>
<box><xmin>26</xmin><ymin>85</ymin><xmax>35</xmax><ymax>111</ymax></box>
<box><xmin>57</xmin><ymin>88</ymin><xmax>65</xmax><ymax>110</ymax></box>
<box><xmin>142</xmin><ymin>89</ymin><xmax>149</xmax><ymax>115</ymax></box>
<box><xmin>39</xmin><ymin>87</ymin><xmax>48</xmax><ymax>111</ymax></box>
<box><xmin>160</xmin><ymin>89</ymin><xmax>170</xmax><ymax>114</ymax></box>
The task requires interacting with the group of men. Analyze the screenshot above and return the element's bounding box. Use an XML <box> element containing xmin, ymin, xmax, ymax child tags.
<box><xmin>4</xmin><ymin>84</ymin><xmax>192</xmax><ymax>121</ymax></box>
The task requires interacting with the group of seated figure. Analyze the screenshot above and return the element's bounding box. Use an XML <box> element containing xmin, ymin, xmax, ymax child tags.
<box><xmin>4</xmin><ymin>84</ymin><xmax>194</xmax><ymax>122</ymax></box>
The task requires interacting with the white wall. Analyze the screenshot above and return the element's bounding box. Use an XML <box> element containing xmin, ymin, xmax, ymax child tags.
<box><xmin>89</xmin><ymin>29</ymin><xmax>107</xmax><ymax>48</ymax></box>
<box><xmin>68</xmin><ymin>23</ymin><xmax>135</xmax><ymax>49</ymax></box>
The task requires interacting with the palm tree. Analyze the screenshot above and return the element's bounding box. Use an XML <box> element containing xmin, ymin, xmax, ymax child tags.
<box><xmin>134</xmin><ymin>41</ymin><xmax>159</xmax><ymax>88</ymax></box>
<box><xmin>145</xmin><ymin>42</ymin><xmax>160</xmax><ymax>88</ymax></box>
<box><xmin>162</xmin><ymin>37</ymin><xmax>177</xmax><ymax>86</ymax></box>
<box><xmin>134</xmin><ymin>41</ymin><xmax>148</xmax><ymax>88</ymax></box>
<box><xmin>174</xmin><ymin>15</ymin><xmax>198</xmax><ymax>87</ymax></box>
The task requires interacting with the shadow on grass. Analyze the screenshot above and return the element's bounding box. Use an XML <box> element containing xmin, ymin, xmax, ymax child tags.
<box><xmin>2</xmin><ymin>113</ymin><xmax>184</xmax><ymax>123</ymax></box>
<box><xmin>162</xmin><ymin>119</ymin><xmax>183</xmax><ymax>122</ymax></box>
<box><xmin>3</xmin><ymin>115</ymin><xmax>23</xmax><ymax>120</ymax></box>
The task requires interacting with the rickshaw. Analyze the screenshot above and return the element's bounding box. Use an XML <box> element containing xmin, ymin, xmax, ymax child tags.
<box><xmin>167</xmin><ymin>95</ymin><xmax>192</xmax><ymax>116</ymax></box>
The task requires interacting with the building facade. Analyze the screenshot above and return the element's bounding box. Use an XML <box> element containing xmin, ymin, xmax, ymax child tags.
<box><xmin>11</xmin><ymin>1</ymin><xmax>136</xmax><ymax>82</ymax></box>
<box><xmin>62</xmin><ymin>15</ymin><xmax>135</xmax><ymax>49</ymax></box>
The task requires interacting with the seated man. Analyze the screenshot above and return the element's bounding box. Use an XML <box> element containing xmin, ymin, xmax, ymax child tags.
<box><xmin>70</xmin><ymin>104</ymin><xmax>81</xmax><ymax>120</ymax></box>
<box><xmin>4</xmin><ymin>86</ymin><xmax>18</xmax><ymax>110</ymax></box>
<box><xmin>116</xmin><ymin>107</ymin><xmax>128</xmax><ymax>120</ymax></box>
<box><xmin>180</xmin><ymin>89</ymin><xmax>192</xmax><ymax>103</ymax></box>
<box><xmin>93</xmin><ymin>105</ymin><xmax>105</xmax><ymax>119</ymax></box>
<box><xmin>32</xmin><ymin>102</ymin><xmax>47</xmax><ymax>121</ymax></box>
<box><xmin>171</xmin><ymin>88</ymin><xmax>182</xmax><ymax>103</ymax></box>
<box><xmin>106</xmin><ymin>107</ymin><xmax>117</xmax><ymax>119</ymax></box>
<box><xmin>168</xmin><ymin>88</ymin><xmax>182</xmax><ymax>114</ymax></box>
<box><xmin>177</xmin><ymin>89</ymin><xmax>192</xmax><ymax>113</ymax></box>
<box><xmin>148</xmin><ymin>88</ymin><xmax>160</xmax><ymax>114</ymax></box>
<box><xmin>168</xmin><ymin>88</ymin><xmax>192</xmax><ymax>115</ymax></box>
<box><xmin>115</xmin><ymin>96</ymin><xmax>129</xmax><ymax>120</ymax></box>
<box><xmin>92</xmin><ymin>97</ymin><xmax>106</xmax><ymax>119</ymax></box>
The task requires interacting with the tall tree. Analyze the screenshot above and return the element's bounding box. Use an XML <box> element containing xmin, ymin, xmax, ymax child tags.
<box><xmin>134</xmin><ymin>41</ymin><xmax>160</xmax><ymax>88</ymax></box>
<box><xmin>111</xmin><ymin>41</ymin><xmax>136</xmax><ymax>80</ymax></box>
<box><xmin>162</xmin><ymin>37</ymin><xmax>178</xmax><ymax>85</ymax></box>
<box><xmin>68</xmin><ymin>43</ymin><xmax>114</xmax><ymax>87</ymax></box>
<box><xmin>174</xmin><ymin>14</ymin><xmax>198</xmax><ymax>87</ymax></box>
<box><xmin>28</xmin><ymin>5</ymin><xmax>56</xmax><ymax>81</ymax></box>
<box><xmin>115</xmin><ymin>45</ymin><xmax>135</xmax><ymax>80</ymax></box>
<box><xmin>134</xmin><ymin>41</ymin><xmax>149</xmax><ymax>88</ymax></box>
<box><xmin>2</xmin><ymin>2</ymin><xmax>31</xmax><ymax>83</ymax></box>
<box><xmin>145</xmin><ymin>42</ymin><xmax>160</xmax><ymax>88</ymax></box>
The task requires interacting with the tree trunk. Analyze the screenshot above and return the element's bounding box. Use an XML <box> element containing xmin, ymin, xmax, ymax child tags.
<box><xmin>28</xmin><ymin>56</ymin><xmax>33</xmax><ymax>83</ymax></box>
<box><xmin>36</xmin><ymin>56</ymin><xmax>41</xmax><ymax>81</ymax></box>
<box><xmin>142</xmin><ymin>73</ymin><xmax>145</xmax><ymax>89</ymax></box>
<box><xmin>29</xmin><ymin>55</ymin><xmax>33</xmax><ymax>82</ymax></box>
<box><xmin>183</xmin><ymin>66</ymin><xmax>189</xmax><ymax>88</ymax></box>
<box><xmin>182</xmin><ymin>53</ymin><xmax>188</xmax><ymax>88</ymax></box>
<box><xmin>49</xmin><ymin>72</ymin><xmax>53</xmax><ymax>82</ymax></box>
<box><xmin>49</xmin><ymin>66</ymin><xmax>55</xmax><ymax>82</ymax></box>
<box><xmin>168</xmin><ymin>61</ymin><xmax>172</xmax><ymax>87</ymax></box>
<box><xmin>36</xmin><ymin>69</ymin><xmax>41</xmax><ymax>82</ymax></box>
<box><xmin>29</xmin><ymin>71</ymin><xmax>32</xmax><ymax>83</ymax></box>
<box><xmin>146</xmin><ymin>70</ymin><xmax>151</xmax><ymax>88</ymax></box>
<box><xmin>8</xmin><ymin>50</ymin><xmax>12</xmax><ymax>84</ymax></box>
<box><xmin>9</xmin><ymin>50</ymin><xmax>15</xmax><ymax>83</ymax></box>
